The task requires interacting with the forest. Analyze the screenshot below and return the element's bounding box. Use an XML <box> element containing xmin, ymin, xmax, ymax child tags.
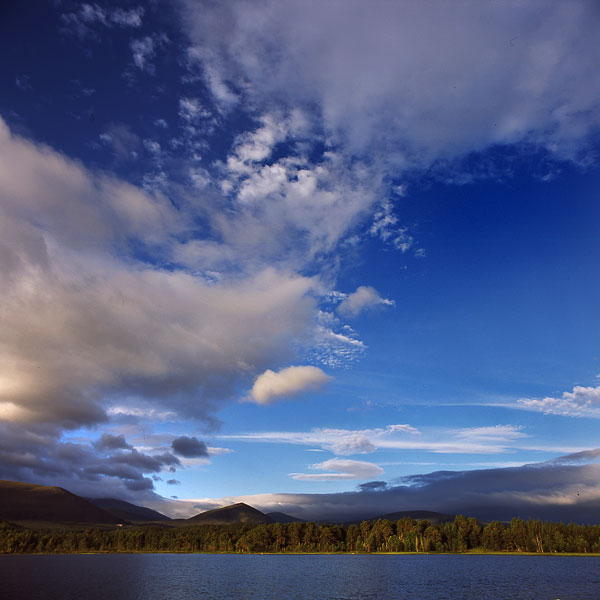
<box><xmin>2</xmin><ymin>515</ymin><xmax>600</xmax><ymax>554</ymax></box>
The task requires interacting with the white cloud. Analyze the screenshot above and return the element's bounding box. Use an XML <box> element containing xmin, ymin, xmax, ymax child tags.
<box><xmin>131</xmin><ymin>37</ymin><xmax>155</xmax><ymax>72</ymax></box>
<box><xmin>290</xmin><ymin>458</ymin><xmax>383</xmax><ymax>481</ymax></box>
<box><xmin>106</xmin><ymin>407</ymin><xmax>178</xmax><ymax>421</ymax></box>
<box><xmin>337</xmin><ymin>286</ymin><xmax>394</xmax><ymax>318</ymax></box>
<box><xmin>451</xmin><ymin>425</ymin><xmax>526</xmax><ymax>441</ymax></box>
<box><xmin>185</xmin><ymin>47</ymin><xmax>238</xmax><ymax>110</ymax></box>
<box><xmin>248</xmin><ymin>366</ymin><xmax>332</xmax><ymax>405</ymax></box>
<box><xmin>230</xmin><ymin>114</ymin><xmax>288</xmax><ymax>166</ymax></box>
<box><xmin>181</xmin><ymin>0</ymin><xmax>600</xmax><ymax>166</ymax></box>
<box><xmin>61</xmin><ymin>4</ymin><xmax>144</xmax><ymax>39</ymax></box>
<box><xmin>111</xmin><ymin>7</ymin><xmax>144</xmax><ymax>28</ymax></box>
<box><xmin>306</xmin><ymin>312</ymin><xmax>366</xmax><ymax>368</ymax></box>
<box><xmin>99</xmin><ymin>123</ymin><xmax>140</xmax><ymax>160</ymax></box>
<box><xmin>518</xmin><ymin>385</ymin><xmax>600</xmax><ymax>418</ymax></box>
<box><xmin>130</xmin><ymin>35</ymin><xmax>168</xmax><ymax>74</ymax></box>
<box><xmin>178</xmin><ymin>97</ymin><xmax>211</xmax><ymax>122</ymax></box>
<box><xmin>143</xmin><ymin>139</ymin><xmax>162</xmax><ymax>157</ymax></box>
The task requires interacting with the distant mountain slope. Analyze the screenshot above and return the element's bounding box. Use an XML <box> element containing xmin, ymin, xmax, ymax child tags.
<box><xmin>188</xmin><ymin>503</ymin><xmax>273</xmax><ymax>525</ymax></box>
<box><xmin>89</xmin><ymin>498</ymin><xmax>171</xmax><ymax>523</ymax></box>
<box><xmin>266</xmin><ymin>512</ymin><xmax>305</xmax><ymax>523</ymax></box>
<box><xmin>0</xmin><ymin>480</ymin><xmax>123</xmax><ymax>524</ymax></box>
<box><xmin>375</xmin><ymin>510</ymin><xmax>453</xmax><ymax>524</ymax></box>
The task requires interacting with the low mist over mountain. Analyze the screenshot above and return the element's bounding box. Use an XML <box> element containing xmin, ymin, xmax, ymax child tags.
<box><xmin>267</xmin><ymin>512</ymin><xmax>305</xmax><ymax>524</ymax></box>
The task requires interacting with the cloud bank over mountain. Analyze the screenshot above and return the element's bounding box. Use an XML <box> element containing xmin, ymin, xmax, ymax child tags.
<box><xmin>185</xmin><ymin>453</ymin><xmax>600</xmax><ymax>523</ymax></box>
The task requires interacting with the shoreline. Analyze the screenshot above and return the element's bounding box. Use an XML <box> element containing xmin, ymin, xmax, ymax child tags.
<box><xmin>2</xmin><ymin>550</ymin><xmax>600</xmax><ymax>557</ymax></box>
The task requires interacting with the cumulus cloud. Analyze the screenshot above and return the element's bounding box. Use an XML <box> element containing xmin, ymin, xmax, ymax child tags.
<box><xmin>0</xmin><ymin>117</ymin><xmax>327</xmax><ymax>431</ymax></box>
<box><xmin>518</xmin><ymin>385</ymin><xmax>600</xmax><ymax>417</ymax></box>
<box><xmin>0</xmin><ymin>108</ymin><xmax>386</xmax><ymax>501</ymax></box>
<box><xmin>337</xmin><ymin>286</ymin><xmax>394</xmax><ymax>318</ymax></box>
<box><xmin>215</xmin><ymin>139</ymin><xmax>381</xmax><ymax>264</ymax></box>
<box><xmin>248</xmin><ymin>366</ymin><xmax>332</xmax><ymax>405</ymax></box>
<box><xmin>171</xmin><ymin>436</ymin><xmax>209</xmax><ymax>458</ymax></box>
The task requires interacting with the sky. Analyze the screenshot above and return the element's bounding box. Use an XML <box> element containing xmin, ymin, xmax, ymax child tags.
<box><xmin>0</xmin><ymin>0</ymin><xmax>599</xmax><ymax>522</ymax></box>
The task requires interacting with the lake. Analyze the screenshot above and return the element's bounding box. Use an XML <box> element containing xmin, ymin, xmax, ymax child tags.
<box><xmin>1</xmin><ymin>554</ymin><xmax>598</xmax><ymax>599</ymax></box>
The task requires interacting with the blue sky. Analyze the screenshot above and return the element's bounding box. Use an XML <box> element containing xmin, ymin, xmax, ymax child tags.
<box><xmin>1</xmin><ymin>0</ymin><xmax>599</xmax><ymax>520</ymax></box>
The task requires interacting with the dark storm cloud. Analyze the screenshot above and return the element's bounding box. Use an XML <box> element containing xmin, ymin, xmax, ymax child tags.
<box><xmin>110</xmin><ymin>449</ymin><xmax>180</xmax><ymax>473</ymax></box>
<box><xmin>0</xmin><ymin>422</ymin><xmax>179</xmax><ymax>502</ymax></box>
<box><xmin>93</xmin><ymin>433</ymin><xmax>132</xmax><ymax>451</ymax></box>
<box><xmin>358</xmin><ymin>480</ymin><xmax>388</xmax><ymax>492</ymax></box>
<box><xmin>171</xmin><ymin>436</ymin><xmax>209</xmax><ymax>458</ymax></box>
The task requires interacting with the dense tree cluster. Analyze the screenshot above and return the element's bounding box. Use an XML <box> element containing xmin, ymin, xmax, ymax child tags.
<box><xmin>2</xmin><ymin>516</ymin><xmax>600</xmax><ymax>554</ymax></box>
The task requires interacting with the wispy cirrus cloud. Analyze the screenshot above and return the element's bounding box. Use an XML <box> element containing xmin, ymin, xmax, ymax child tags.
<box><xmin>218</xmin><ymin>423</ymin><xmax>583</xmax><ymax>457</ymax></box>
<box><xmin>220</xmin><ymin>424</ymin><xmax>421</xmax><ymax>456</ymax></box>
<box><xmin>290</xmin><ymin>458</ymin><xmax>384</xmax><ymax>481</ymax></box>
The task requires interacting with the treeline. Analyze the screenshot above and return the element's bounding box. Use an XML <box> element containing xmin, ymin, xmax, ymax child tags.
<box><xmin>2</xmin><ymin>516</ymin><xmax>600</xmax><ymax>554</ymax></box>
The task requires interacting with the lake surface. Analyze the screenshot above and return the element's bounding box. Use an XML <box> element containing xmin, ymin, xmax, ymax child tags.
<box><xmin>1</xmin><ymin>554</ymin><xmax>599</xmax><ymax>599</ymax></box>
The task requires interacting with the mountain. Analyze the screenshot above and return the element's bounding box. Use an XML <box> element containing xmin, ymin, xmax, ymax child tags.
<box><xmin>187</xmin><ymin>503</ymin><xmax>273</xmax><ymax>525</ymax></box>
<box><xmin>0</xmin><ymin>480</ymin><xmax>124</xmax><ymax>525</ymax></box>
<box><xmin>266</xmin><ymin>512</ymin><xmax>305</xmax><ymax>523</ymax></box>
<box><xmin>89</xmin><ymin>498</ymin><xmax>171</xmax><ymax>523</ymax></box>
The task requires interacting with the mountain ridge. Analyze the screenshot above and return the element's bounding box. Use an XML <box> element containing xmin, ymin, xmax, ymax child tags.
<box><xmin>0</xmin><ymin>480</ymin><xmax>123</xmax><ymax>525</ymax></box>
<box><xmin>187</xmin><ymin>502</ymin><xmax>274</xmax><ymax>525</ymax></box>
<box><xmin>89</xmin><ymin>498</ymin><xmax>170</xmax><ymax>523</ymax></box>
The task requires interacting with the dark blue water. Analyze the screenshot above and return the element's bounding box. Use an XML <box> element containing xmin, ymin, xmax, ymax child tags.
<box><xmin>1</xmin><ymin>554</ymin><xmax>598</xmax><ymax>599</ymax></box>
